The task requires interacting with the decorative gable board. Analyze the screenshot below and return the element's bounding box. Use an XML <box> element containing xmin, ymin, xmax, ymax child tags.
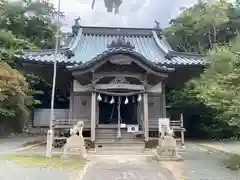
<box><xmin>73</xmin><ymin>80</ymin><xmax>88</xmax><ymax>92</ymax></box>
<box><xmin>148</xmin><ymin>81</ymin><xmax>162</xmax><ymax>93</ymax></box>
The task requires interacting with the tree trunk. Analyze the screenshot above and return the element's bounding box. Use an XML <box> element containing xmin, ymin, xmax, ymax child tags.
<box><xmin>208</xmin><ymin>31</ymin><xmax>213</xmax><ymax>49</ymax></box>
<box><xmin>212</xmin><ymin>26</ymin><xmax>217</xmax><ymax>48</ymax></box>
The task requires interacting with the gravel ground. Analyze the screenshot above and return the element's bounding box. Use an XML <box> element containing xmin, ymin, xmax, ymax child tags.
<box><xmin>0</xmin><ymin>136</ymin><xmax>80</xmax><ymax>180</ymax></box>
<box><xmin>182</xmin><ymin>143</ymin><xmax>240</xmax><ymax>180</ymax></box>
<box><xmin>0</xmin><ymin>160</ymin><xmax>72</xmax><ymax>180</ymax></box>
<box><xmin>199</xmin><ymin>141</ymin><xmax>240</xmax><ymax>155</ymax></box>
<box><xmin>0</xmin><ymin>135</ymin><xmax>44</xmax><ymax>155</ymax></box>
<box><xmin>1</xmin><ymin>137</ymin><xmax>240</xmax><ymax>180</ymax></box>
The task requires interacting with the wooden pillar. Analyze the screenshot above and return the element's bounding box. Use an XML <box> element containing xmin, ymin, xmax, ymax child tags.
<box><xmin>91</xmin><ymin>92</ymin><xmax>96</xmax><ymax>142</ymax></box>
<box><xmin>117</xmin><ymin>96</ymin><xmax>121</xmax><ymax>139</ymax></box>
<box><xmin>180</xmin><ymin>113</ymin><xmax>185</xmax><ymax>147</ymax></box>
<box><xmin>162</xmin><ymin>82</ymin><xmax>166</xmax><ymax>118</ymax></box>
<box><xmin>69</xmin><ymin>93</ymin><xmax>74</xmax><ymax>119</ymax></box>
<box><xmin>137</xmin><ymin>98</ymin><xmax>143</xmax><ymax>127</ymax></box>
<box><xmin>143</xmin><ymin>93</ymin><xmax>149</xmax><ymax>141</ymax></box>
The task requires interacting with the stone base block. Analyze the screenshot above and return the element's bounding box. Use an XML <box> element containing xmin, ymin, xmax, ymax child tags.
<box><xmin>155</xmin><ymin>152</ymin><xmax>183</xmax><ymax>161</ymax></box>
<box><xmin>144</xmin><ymin>139</ymin><xmax>158</xmax><ymax>148</ymax></box>
<box><xmin>155</xmin><ymin>146</ymin><xmax>183</xmax><ymax>161</ymax></box>
<box><xmin>63</xmin><ymin>135</ymin><xmax>87</xmax><ymax>159</ymax></box>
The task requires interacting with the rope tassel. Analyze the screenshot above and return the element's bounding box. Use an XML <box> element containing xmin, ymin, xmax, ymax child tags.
<box><xmin>97</xmin><ymin>94</ymin><xmax>102</xmax><ymax>101</ymax></box>
<box><xmin>137</xmin><ymin>94</ymin><xmax>142</xmax><ymax>102</ymax></box>
<box><xmin>110</xmin><ymin>96</ymin><xmax>115</xmax><ymax>104</ymax></box>
<box><xmin>124</xmin><ymin>96</ymin><xmax>129</xmax><ymax>104</ymax></box>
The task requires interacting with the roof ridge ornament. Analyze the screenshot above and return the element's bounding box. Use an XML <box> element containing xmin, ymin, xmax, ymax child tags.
<box><xmin>107</xmin><ymin>37</ymin><xmax>135</xmax><ymax>50</ymax></box>
<box><xmin>72</xmin><ymin>17</ymin><xmax>81</xmax><ymax>35</ymax></box>
<box><xmin>154</xmin><ymin>20</ymin><xmax>163</xmax><ymax>38</ymax></box>
<box><xmin>74</xmin><ymin>17</ymin><xmax>81</xmax><ymax>26</ymax></box>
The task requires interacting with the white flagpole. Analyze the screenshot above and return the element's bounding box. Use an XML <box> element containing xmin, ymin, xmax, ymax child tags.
<box><xmin>46</xmin><ymin>0</ymin><xmax>61</xmax><ymax>158</ymax></box>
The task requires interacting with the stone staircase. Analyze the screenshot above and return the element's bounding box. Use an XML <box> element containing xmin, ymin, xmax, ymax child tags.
<box><xmin>95</xmin><ymin>128</ymin><xmax>145</xmax><ymax>150</ymax></box>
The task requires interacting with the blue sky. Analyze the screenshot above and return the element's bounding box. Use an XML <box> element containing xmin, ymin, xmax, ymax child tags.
<box><xmin>49</xmin><ymin>0</ymin><xmax>233</xmax><ymax>31</ymax></box>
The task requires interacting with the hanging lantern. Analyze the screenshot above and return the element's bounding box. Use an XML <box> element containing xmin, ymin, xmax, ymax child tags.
<box><xmin>132</xmin><ymin>96</ymin><xmax>136</xmax><ymax>103</ymax></box>
<box><xmin>97</xmin><ymin>94</ymin><xmax>102</xmax><ymax>101</ymax></box>
<box><xmin>110</xmin><ymin>96</ymin><xmax>115</xmax><ymax>104</ymax></box>
<box><xmin>124</xmin><ymin>96</ymin><xmax>129</xmax><ymax>104</ymax></box>
<box><xmin>104</xmin><ymin>96</ymin><xmax>108</xmax><ymax>103</ymax></box>
<box><xmin>137</xmin><ymin>94</ymin><xmax>142</xmax><ymax>102</ymax></box>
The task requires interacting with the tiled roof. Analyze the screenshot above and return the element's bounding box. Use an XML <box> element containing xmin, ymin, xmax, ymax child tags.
<box><xmin>68</xmin><ymin>48</ymin><xmax>175</xmax><ymax>73</ymax></box>
<box><xmin>22</xmin><ymin>49</ymin><xmax>69</xmax><ymax>63</ymax></box>
<box><xmin>165</xmin><ymin>51</ymin><xmax>205</xmax><ymax>66</ymax></box>
<box><xmin>21</xmin><ymin>26</ymin><xmax>205</xmax><ymax>66</ymax></box>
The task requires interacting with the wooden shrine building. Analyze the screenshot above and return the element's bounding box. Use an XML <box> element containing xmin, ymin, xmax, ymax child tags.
<box><xmin>21</xmin><ymin>22</ymin><xmax>205</xmax><ymax>148</ymax></box>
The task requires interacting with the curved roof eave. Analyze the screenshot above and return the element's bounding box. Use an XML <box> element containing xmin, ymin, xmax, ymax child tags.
<box><xmin>67</xmin><ymin>48</ymin><xmax>175</xmax><ymax>74</ymax></box>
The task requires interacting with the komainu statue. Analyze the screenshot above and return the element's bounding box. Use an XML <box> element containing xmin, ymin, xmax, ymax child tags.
<box><xmin>70</xmin><ymin>121</ymin><xmax>83</xmax><ymax>136</ymax></box>
<box><xmin>160</xmin><ymin>124</ymin><xmax>174</xmax><ymax>138</ymax></box>
<box><xmin>157</xmin><ymin>123</ymin><xmax>177</xmax><ymax>157</ymax></box>
<box><xmin>62</xmin><ymin>121</ymin><xmax>87</xmax><ymax>158</ymax></box>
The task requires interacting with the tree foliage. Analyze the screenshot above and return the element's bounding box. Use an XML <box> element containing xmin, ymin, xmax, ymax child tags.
<box><xmin>166</xmin><ymin>0</ymin><xmax>240</xmax><ymax>139</ymax></box>
<box><xmin>0</xmin><ymin>0</ymin><xmax>58</xmax><ymax>49</ymax></box>
<box><xmin>0</xmin><ymin>29</ymin><xmax>37</xmax><ymax>63</ymax></box>
<box><xmin>193</xmin><ymin>36</ymin><xmax>240</xmax><ymax>127</ymax></box>
<box><xmin>0</xmin><ymin>0</ymin><xmax>58</xmax><ymax>132</ymax></box>
<box><xmin>0</xmin><ymin>61</ymin><xmax>33</xmax><ymax>117</ymax></box>
<box><xmin>164</xmin><ymin>0</ymin><xmax>238</xmax><ymax>53</ymax></box>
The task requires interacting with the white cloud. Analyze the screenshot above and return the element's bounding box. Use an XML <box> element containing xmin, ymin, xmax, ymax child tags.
<box><xmin>49</xmin><ymin>0</ymin><xmax>206</xmax><ymax>32</ymax></box>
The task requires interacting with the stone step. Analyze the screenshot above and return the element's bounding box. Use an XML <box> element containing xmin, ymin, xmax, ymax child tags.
<box><xmin>88</xmin><ymin>151</ymin><xmax>145</xmax><ymax>155</ymax></box>
<box><xmin>96</xmin><ymin>138</ymin><xmax>144</xmax><ymax>144</ymax></box>
<box><xmin>88</xmin><ymin>146</ymin><xmax>155</xmax><ymax>155</ymax></box>
<box><xmin>95</xmin><ymin>143</ymin><xmax>144</xmax><ymax>149</ymax></box>
<box><xmin>89</xmin><ymin>150</ymin><xmax>146</xmax><ymax>155</ymax></box>
<box><xmin>96</xmin><ymin>128</ymin><xmax>143</xmax><ymax>133</ymax></box>
<box><xmin>96</xmin><ymin>129</ymin><xmax>116</xmax><ymax>133</ymax></box>
<box><xmin>95</xmin><ymin>133</ymin><xmax>138</xmax><ymax>139</ymax></box>
<box><xmin>96</xmin><ymin>145</ymin><xmax>144</xmax><ymax>150</ymax></box>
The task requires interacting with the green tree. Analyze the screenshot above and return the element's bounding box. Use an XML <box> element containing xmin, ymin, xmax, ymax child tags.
<box><xmin>0</xmin><ymin>0</ymin><xmax>59</xmax><ymax>132</ymax></box>
<box><xmin>164</xmin><ymin>0</ymin><xmax>234</xmax><ymax>53</ymax></box>
<box><xmin>165</xmin><ymin>0</ymin><xmax>240</xmax><ymax>138</ymax></box>
<box><xmin>0</xmin><ymin>29</ymin><xmax>36</xmax><ymax>63</ymax></box>
<box><xmin>193</xmin><ymin>36</ymin><xmax>240</xmax><ymax>127</ymax></box>
<box><xmin>0</xmin><ymin>60</ymin><xmax>34</xmax><ymax>132</ymax></box>
<box><xmin>0</xmin><ymin>0</ymin><xmax>58</xmax><ymax>48</ymax></box>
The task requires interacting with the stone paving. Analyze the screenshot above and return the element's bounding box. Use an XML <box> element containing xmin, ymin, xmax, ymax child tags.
<box><xmin>182</xmin><ymin>143</ymin><xmax>240</xmax><ymax>180</ymax></box>
<box><xmin>82</xmin><ymin>155</ymin><xmax>177</xmax><ymax>180</ymax></box>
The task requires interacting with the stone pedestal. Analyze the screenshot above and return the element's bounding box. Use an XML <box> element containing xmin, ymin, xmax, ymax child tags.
<box><xmin>63</xmin><ymin>135</ymin><xmax>87</xmax><ymax>159</ymax></box>
<box><xmin>155</xmin><ymin>136</ymin><xmax>183</xmax><ymax>161</ymax></box>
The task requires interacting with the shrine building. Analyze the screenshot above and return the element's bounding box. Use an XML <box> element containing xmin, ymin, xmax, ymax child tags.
<box><xmin>21</xmin><ymin>22</ymin><xmax>205</xmax><ymax>149</ymax></box>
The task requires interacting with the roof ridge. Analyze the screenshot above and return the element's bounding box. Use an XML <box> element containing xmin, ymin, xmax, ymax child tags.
<box><xmin>82</xmin><ymin>33</ymin><xmax>152</xmax><ymax>37</ymax></box>
<box><xmin>168</xmin><ymin>50</ymin><xmax>205</xmax><ymax>58</ymax></box>
<box><xmin>69</xmin><ymin>28</ymin><xmax>83</xmax><ymax>52</ymax></box>
<box><xmin>152</xmin><ymin>30</ymin><xmax>169</xmax><ymax>54</ymax></box>
<box><xmin>81</xmin><ymin>26</ymin><xmax>154</xmax><ymax>37</ymax></box>
<box><xmin>23</xmin><ymin>48</ymin><xmax>69</xmax><ymax>54</ymax></box>
<box><xmin>80</xmin><ymin>25</ymin><xmax>155</xmax><ymax>31</ymax></box>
